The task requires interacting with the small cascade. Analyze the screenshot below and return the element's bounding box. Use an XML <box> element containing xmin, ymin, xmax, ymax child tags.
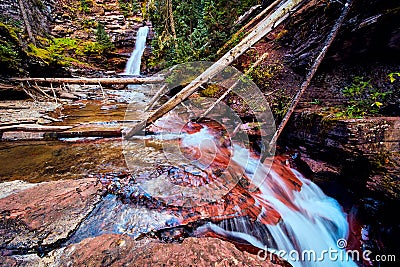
<box><xmin>124</xmin><ymin>25</ymin><xmax>149</xmax><ymax>75</ymax></box>
<box><xmin>100</xmin><ymin>116</ymin><xmax>358</xmax><ymax>266</ymax></box>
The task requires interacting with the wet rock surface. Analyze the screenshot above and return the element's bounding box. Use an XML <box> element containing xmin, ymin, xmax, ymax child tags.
<box><xmin>5</xmin><ymin>235</ymin><xmax>286</xmax><ymax>267</ymax></box>
<box><xmin>0</xmin><ymin>178</ymin><xmax>102</xmax><ymax>253</ymax></box>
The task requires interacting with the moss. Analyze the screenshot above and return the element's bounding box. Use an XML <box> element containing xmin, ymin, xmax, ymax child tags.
<box><xmin>199</xmin><ymin>84</ymin><xmax>221</xmax><ymax>98</ymax></box>
<box><xmin>79</xmin><ymin>0</ymin><xmax>94</xmax><ymax>14</ymax></box>
<box><xmin>27</xmin><ymin>43</ymin><xmax>51</xmax><ymax>64</ymax></box>
<box><xmin>0</xmin><ymin>22</ymin><xmax>21</xmax><ymax>45</ymax></box>
<box><xmin>0</xmin><ymin>22</ymin><xmax>24</xmax><ymax>72</ymax></box>
<box><xmin>247</xmin><ymin>61</ymin><xmax>283</xmax><ymax>88</ymax></box>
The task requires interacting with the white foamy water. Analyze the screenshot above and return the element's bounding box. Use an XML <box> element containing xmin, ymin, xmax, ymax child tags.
<box><xmin>124</xmin><ymin>26</ymin><xmax>149</xmax><ymax>75</ymax></box>
<box><xmin>203</xmin><ymin>144</ymin><xmax>358</xmax><ymax>267</ymax></box>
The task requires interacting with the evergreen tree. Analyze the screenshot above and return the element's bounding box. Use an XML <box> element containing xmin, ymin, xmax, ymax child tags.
<box><xmin>148</xmin><ymin>0</ymin><xmax>259</xmax><ymax>67</ymax></box>
<box><xmin>96</xmin><ymin>23</ymin><xmax>114</xmax><ymax>52</ymax></box>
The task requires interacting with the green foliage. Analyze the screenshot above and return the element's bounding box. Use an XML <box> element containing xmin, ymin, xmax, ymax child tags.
<box><xmin>80</xmin><ymin>0</ymin><xmax>94</xmax><ymax>13</ymax></box>
<box><xmin>338</xmin><ymin>76</ymin><xmax>392</xmax><ymax>118</ymax></box>
<box><xmin>148</xmin><ymin>0</ymin><xmax>259</xmax><ymax>67</ymax></box>
<box><xmin>247</xmin><ymin>62</ymin><xmax>282</xmax><ymax>88</ymax></box>
<box><xmin>118</xmin><ymin>0</ymin><xmax>140</xmax><ymax>17</ymax></box>
<box><xmin>388</xmin><ymin>72</ymin><xmax>400</xmax><ymax>83</ymax></box>
<box><xmin>269</xmin><ymin>89</ymin><xmax>291</xmax><ymax>122</ymax></box>
<box><xmin>81</xmin><ymin>18</ymin><xmax>97</xmax><ymax>28</ymax></box>
<box><xmin>199</xmin><ymin>84</ymin><xmax>221</xmax><ymax>97</ymax></box>
<box><xmin>0</xmin><ymin>22</ymin><xmax>23</xmax><ymax>72</ymax></box>
<box><xmin>27</xmin><ymin>35</ymin><xmax>112</xmax><ymax>67</ymax></box>
<box><xmin>0</xmin><ymin>15</ymin><xmax>23</xmax><ymax>28</ymax></box>
<box><xmin>96</xmin><ymin>23</ymin><xmax>114</xmax><ymax>53</ymax></box>
<box><xmin>0</xmin><ymin>43</ymin><xmax>20</xmax><ymax>70</ymax></box>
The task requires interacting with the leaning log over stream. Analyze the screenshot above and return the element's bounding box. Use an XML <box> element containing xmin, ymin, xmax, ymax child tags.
<box><xmin>124</xmin><ymin>0</ymin><xmax>306</xmax><ymax>139</ymax></box>
<box><xmin>9</xmin><ymin>76</ymin><xmax>164</xmax><ymax>85</ymax></box>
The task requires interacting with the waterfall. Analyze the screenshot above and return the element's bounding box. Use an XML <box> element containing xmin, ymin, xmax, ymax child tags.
<box><xmin>119</xmin><ymin>117</ymin><xmax>359</xmax><ymax>266</ymax></box>
<box><xmin>198</xmin><ymin>143</ymin><xmax>358</xmax><ymax>267</ymax></box>
<box><xmin>124</xmin><ymin>25</ymin><xmax>149</xmax><ymax>75</ymax></box>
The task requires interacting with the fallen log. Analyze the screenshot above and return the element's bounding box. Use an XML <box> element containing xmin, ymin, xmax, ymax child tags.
<box><xmin>217</xmin><ymin>0</ymin><xmax>282</xmax><ymax>55</ymax></box>
<box><xmin>199</xmin><ymin>52</ymin><xmax>270</xmax><ymax>119</ymax></box>
<box><xmin>124</xmin><ymin>0</ymin><xmax>306</xmax><ymax>139</ymax></box>
<box><xmin>9</xmin><ymin>76</ymin><xmax>164</xmax><ymax>85</ymax></box>
<box><xmin>0</xmin><ymin>124</ymin><xmax>73</xmax><ymax>132</ymax></box>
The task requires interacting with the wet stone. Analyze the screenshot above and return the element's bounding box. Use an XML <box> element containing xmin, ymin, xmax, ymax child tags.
<box><xmin>0</xmin><ymin>178</ymin><xmax>102</xmax><ymax>252</ymax></box>
<box><xmin>41</xmin><ymin>235</ymin><xmax>286</xmax><ymax>266</ymax></box>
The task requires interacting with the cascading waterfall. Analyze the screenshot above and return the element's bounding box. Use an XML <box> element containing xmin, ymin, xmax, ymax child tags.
<box><xmin>148</xmin><ymin>119</ymin><xmax>358</xmax><ymax>267</ymax></box>
<box><xmin>197</xmin><ymin>143</ymin><xmax>358</xmax><ymax>267</ymax></box>
<box><xmin>102</xmin><ymin>114</ymin><xmax>359</xmax><ymax>267</ymax></box>
<box><xmin>124</xmin><ymin>25</ymin><xmax>149</xmax><ymax>75</ymax></box>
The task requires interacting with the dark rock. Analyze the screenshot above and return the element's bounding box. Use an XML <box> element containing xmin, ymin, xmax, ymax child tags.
<box><xmin>282</xmin><ymin>111</ymin><xmax>400</xmax><ymax>200</ymax></box>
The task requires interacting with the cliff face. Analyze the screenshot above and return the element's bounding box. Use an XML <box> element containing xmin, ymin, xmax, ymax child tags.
<box><xmin>0</xmin><ymin>0</ymin><xmax>55</xmax><ymax>39</ymax></box>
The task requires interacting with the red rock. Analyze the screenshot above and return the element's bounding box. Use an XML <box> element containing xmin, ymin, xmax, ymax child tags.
<box><xmin>50</xmin><ymin>234</ymin><xmax>287</xmax><ymax>267</ymax></box>
<box><xmin>0</xmin><ymin>178</ymin><xmax>101</xmax><ymax>250</ymax></box>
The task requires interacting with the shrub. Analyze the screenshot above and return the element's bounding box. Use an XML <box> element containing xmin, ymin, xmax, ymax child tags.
<box><xmin>338</xmin><ymin>76</ymin><xmax>392</xmax><ymax>118</ymax></box>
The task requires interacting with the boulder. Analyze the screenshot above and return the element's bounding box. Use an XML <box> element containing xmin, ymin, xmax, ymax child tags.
<box><xmin>0</xmin><ymin>178</ymin><xmax>101</xmax><ymax>252</ymax></box>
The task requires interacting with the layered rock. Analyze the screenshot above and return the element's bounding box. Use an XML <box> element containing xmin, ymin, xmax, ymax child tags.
<box><xmin>282</xmin><ymin>111</ymin><xmax>399</xmax><ymax>200</ymax></box>
<box><xmin>50</xmin><ymin>0</ymin><xmax>152</xmax><ymax>50</ymax></box>
<box><xmin>0</xmin><ymin>178</ymin><xmax>101</xmax><ymax>253</ymax></box>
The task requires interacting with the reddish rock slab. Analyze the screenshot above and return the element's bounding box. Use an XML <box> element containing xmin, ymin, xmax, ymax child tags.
<box><xmin>0</xmin><ymin>178</ymin><xmax>101</xmax><ymax>251</ymax></box>
<box><xmin>49</xmin><ymin>234</ymin><xmax>287</xmax><ymax>267</ymax></box>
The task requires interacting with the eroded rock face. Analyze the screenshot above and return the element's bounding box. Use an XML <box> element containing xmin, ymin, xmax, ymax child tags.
<box><xmin>0</xmin><ymin>178</ymin><xmax>101</xmax><ymax>252</ymax></box>
<box><xmin>283</xmin><ymin>111</ymin><xmax>400</xmax><ymax>200</ymax></box>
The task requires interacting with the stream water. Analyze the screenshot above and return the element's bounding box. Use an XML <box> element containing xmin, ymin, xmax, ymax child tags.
<box><xmin>0</xmin><ymin>74</ymin><xmax>364</xmax><ymax>266</ymax></box>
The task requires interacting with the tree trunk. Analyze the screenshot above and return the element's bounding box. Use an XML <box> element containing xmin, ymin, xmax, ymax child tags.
<box><xmin>168</xmin><ymin>0</ymin><xmax>178</xmax><ymax>50</ymax></box>
<box><xmin>10</xmin><ymin>77</ymin><xmax>164</xmax><ymax>85</ymax></box>
<box><xmin>18</xmin><ymin>0</ymin><xmax>36</xmax><ymax>45</ymax></box>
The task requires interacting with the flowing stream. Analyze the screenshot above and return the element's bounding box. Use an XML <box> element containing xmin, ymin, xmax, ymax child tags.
<box><xmin>124</xmin><ymin>25</ymin><xmax>149</xmax><ymax>75</ymax></box>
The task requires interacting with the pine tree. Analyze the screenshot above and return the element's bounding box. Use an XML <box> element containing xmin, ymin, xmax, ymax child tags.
<box><xmin>96</xmin><ymin>23</ymin><xmax>114</xmax><ymax>53</ymax></box>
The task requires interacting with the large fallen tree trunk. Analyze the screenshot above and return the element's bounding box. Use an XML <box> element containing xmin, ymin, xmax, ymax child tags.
<box><xmin>217</xmin><ymin>0</ymin><xmax>282</xmax><ymax>55</ymax></box>
<box><xmin>10</xmin><ymin>77</ymin><xmax>164</xmax><ymax>85</ymax></box>
<box><xmin>125</xmin><ymin>0</ymin><xmax>306</xmax><ymax>139</ymax></box>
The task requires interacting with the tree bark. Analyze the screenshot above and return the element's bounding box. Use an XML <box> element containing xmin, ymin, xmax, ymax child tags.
<box><xmin>168</xmin><ymin>0</ymin><xmax>178</xmax><ymax>50</ymax></box>
<box><xmin>18</xmin><ymin>0</ymin><xmax>36</xmax><ymax>45</ymax></box>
